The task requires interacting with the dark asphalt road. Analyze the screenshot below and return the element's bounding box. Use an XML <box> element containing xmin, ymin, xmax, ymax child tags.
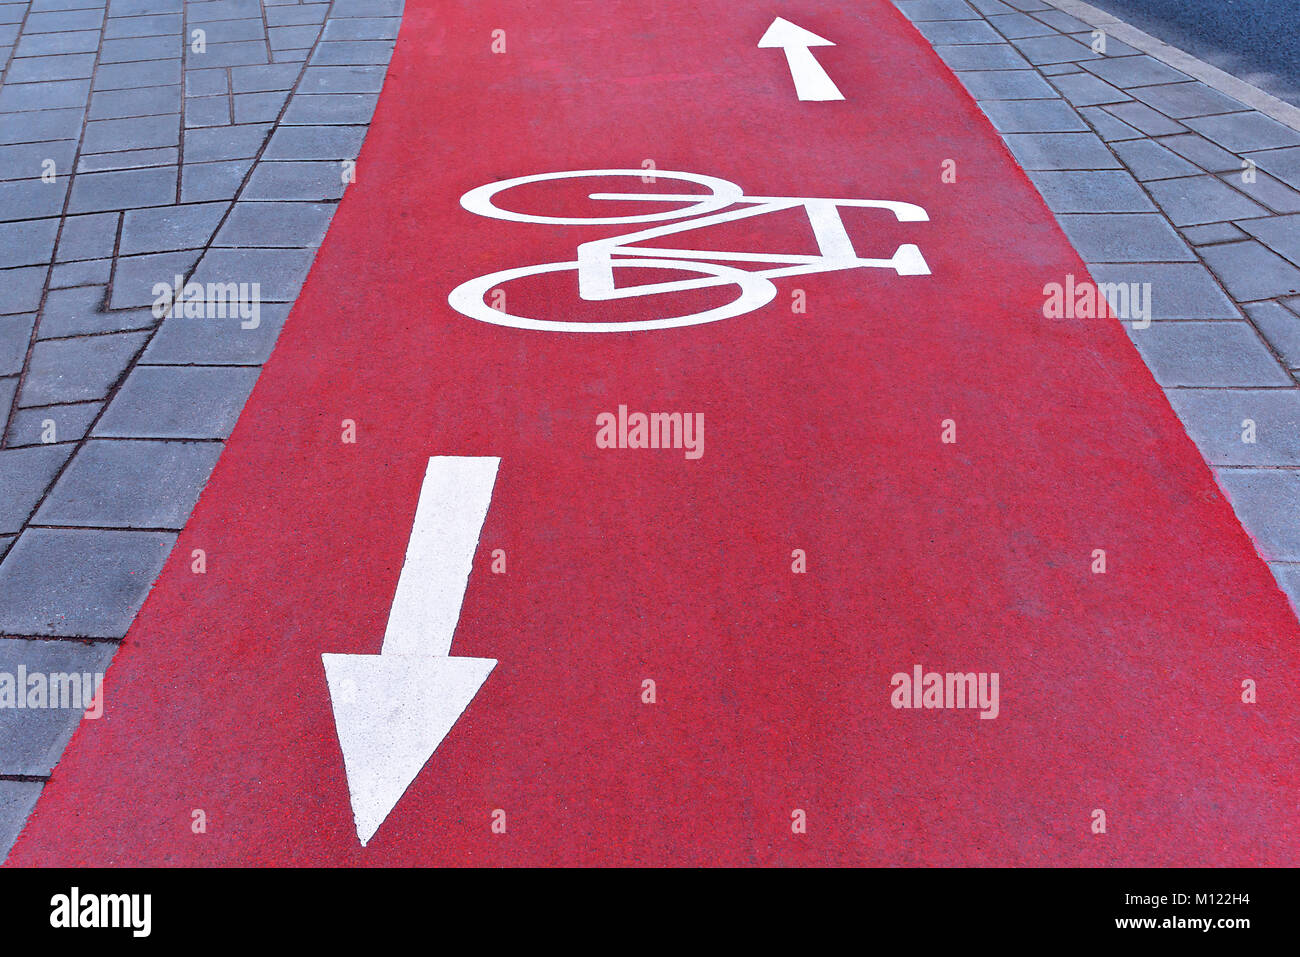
<box><xmin>1086</xmin><ymin>0</ymin><xmax>1300</xmax><ymax>107</ymax></box>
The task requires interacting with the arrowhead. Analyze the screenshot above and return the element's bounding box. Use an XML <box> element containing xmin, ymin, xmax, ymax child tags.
<box><xmin>322</xmin><ymin>653</ymin><xmax>496</xmax><ymax>846</ymax></box>
<box><xmin>758</xmin><ymin>17</ymin><xmax>834</xmax><ymax>49</ymax></box>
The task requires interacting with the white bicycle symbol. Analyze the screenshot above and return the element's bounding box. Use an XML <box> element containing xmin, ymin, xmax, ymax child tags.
<box><xmin>447</xmin><ymin>169</ymin><xmax>931</xmax><ymax>333</ymax></box>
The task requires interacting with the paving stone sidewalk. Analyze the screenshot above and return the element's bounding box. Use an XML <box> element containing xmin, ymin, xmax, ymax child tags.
<box><xmin>895</xmin><ymin>0</ymin><xmax>1300</xmax><ymax>606</ymax></box>
<box><xmin>0</xmin><ymin>0</ymin><xmax>403</xmax><ymax>858</ymax></box>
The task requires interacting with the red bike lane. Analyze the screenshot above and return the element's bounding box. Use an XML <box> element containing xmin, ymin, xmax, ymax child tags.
<box><xmin>9</xmin><ymin>0</ymin><xmax>1300</xmax><ymax>865</ymax></box>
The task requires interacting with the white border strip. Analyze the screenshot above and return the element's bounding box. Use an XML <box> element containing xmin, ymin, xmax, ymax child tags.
<box><xmin>1043</xmin><ymin>0</ymin><xmax>1300</xmax><ymax>133</ymax></box>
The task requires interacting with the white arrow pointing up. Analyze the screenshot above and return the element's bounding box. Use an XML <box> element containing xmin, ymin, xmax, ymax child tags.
<box><xmin>758</xmin><ymin>17</ymin><xmax>844</xmax><ymax>102</ymax></box>
<box><xmin>322</xmin><ymin>456</ymin><xmax>500</xmax><ymax>846</ymax></box>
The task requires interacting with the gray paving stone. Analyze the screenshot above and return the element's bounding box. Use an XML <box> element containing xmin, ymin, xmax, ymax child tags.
<box><xmin>55</xmin><ymin>211</ymin><xmax>118</xmax><ymax>262</ymax></box>
<box><xmin>0</xmin><ymin>638</ymin><xmax>115</xmax><ymax>779</ymax></box>
<box><xmin>0</xmin><ymin>444</ymin><xmax>70</xmax><ymax>532</ymax></box>
<box><xmin>1128</xmin><ymin>82</ymin><xmax>1248</xmax><ymax>120</ymax></box>
<box><xmin>24</xmin><ymin>9</ymin><xmax>104</xmax><ymax>31</ymax></box>
<box><xmin>1002</xmin><ymin>131</ymin><xmax>1118</xmax><ymax>169</ymax></box>
<box><xmin>191</xmin><ymin>16</ymin><xmax>264</xmax><ymax>43</ymax></box>
<box><xmin>268</xmin><ymin>23</ymin><xmax>320</xmax><ymax>49</ymax></box>
<box><xmin>978</xmin><ymin>97</ymin><xmax>1085</xmax><ymax>132</ymax></box>
<box><xmin>182</xmin><ymin>122</ymin><xmax>268</xmax><ymax>162</ymax></box>
<box><xmin>986</xmin><ymin>11</ymin><xmax>1054</xmax><ymax>37</ymax></box>
<box><xmin>1046</xmin><ymin>70</ymin><xmax>1127</xmax><ymax>106</ymax></box>
<box><xmin>329</xmin><ymin>0</ymin><xmax>402</xmax><ymax>14</ymax></box>
<box><xmin>1145</xmin><ymin>175</ymin><xmax>1269</xmax><ymax>226</ymax></box>
<box><xmin>1102</xmin><ymin>101</ymin><xmax>1184</xmax><ymax>137</ymax></box>
<box><xmin>48</xmin><ymin>257</ymin><xmax>112</xmax><ymax>288</ymax></box>
<box><xmin>232</xmin><ymin>90</ymin><xmax>289</xmax><ymax>124</ymax></box>
<box><xmin>92</xmin><ymin>58</ymin><xmax>181</xmax><ymax>90</ymax></box>
<box><xmin>262</xmin><ymin>123</ymin><xmax>364</xmax><ymax>160</ymax></box>
<box><xmin>320</xmin><ymin>16</ymin><xmax>398</xmax><ymax>40</ymax></box>
<box><xmin>77</xmin><ymin>145</ymin><xmax>177</xmax><ymax>172</ymax></box>
<box><xmin>38</xmin><ymin>284</ymin><xmax>111</xmax><ymax>338</ymax></box>
<box><xmin>100</xmin><ymin>34</ymin><xmax>180</xmax><ymax>63</ymax></box>
<box><xmin>1165</xmin><ymin>389</ymin><xmax>1300</xmax><ymax>466</ymax></box>
<box><xmin>1082</xmin><ymin>54</ymin><xmax>1191</xmax><ymax>88</ymax></box>
<box><xmin>18</xmin><ymin>330</ymin><xmax>147</xmax><ymax>406</ymax></box>
<box><xmin>0</xmin><ymin>140</ymin><xmax>77</xmax><ymax>183</ymax></box>
<box><xmin>140</xmin><ymin>302</ymin><xmax>288</xmax><ymax>364</ymax></box>
<box><xmin>1185</xmin><ymin>113</ymin><xmax>1300</xmax><ymax>153</ymax></box>
<box><xmin>0</xmin><ymin>107</ymin><xmax>83</xmax><ymax>144</ymax></box>
<box><xmin>1033</xmin><ymin>9</ymin><xmax>1089</xmax><ymax>32</ymax></box>
<box><xmin>270</xmin><ymin>48</ymin><xmax>309</xmax><ymax>64</ymax></box>
<box><xmin>215</xmin><ymin>200</ymin><xmax>333</xmax><ymax>247</ymax></box>
<box><xmin>0</xmin><ymin>376</ymin><xmax>14</xmax><ymax>421</ymax></box>
<box><xmin>914</xmin><ymin>19</ymin><xmax>1000</xmax><ymax>44</ymax></box>
<box><xmin>1079</xmin><ymin>104</ymin><xmax>1142</xmax><ymax>141</ymax></box>
<box><xmin>1182</xmin><ymin>222</ymin><xmax>1246</xmax><ymax>246</ymax></box>
<box><xmin>184</xmin><ymin>67</ymin><xmax>228</xmax><ymax>97</ymax></box>
<box><xmin>5</xmin><ymin>400</ymin><xmax>101</xmax><ymax>446</ymax></box>
<box><xmin>15</xmin><ymin>29</ymin><xmax>100</xmax><ymax>58</ymax></box>
<box><xmin>240</xmin><ymin>159</ymin><xmax>345</xmax><ymax>200</ymax></box>
<box><xmin>953</xmin><ymin>68</ymin><xmax>1056</xmax><ymax>99</ymax></box>
<box><xmin>1090</xmin><ymin>263</ymin><xmax>1241</xmax><ymax>319</ymax></box>
<box><xmin>183</xmin><ymin>93</ymin><xmax>231</xmax><ymax>127</ymax></box>
<box><xmin>82</xmin><ymin>112</ymin><xmax>180</xmax><ymax>152</ymax></box>
<box><xmin>1026</xmin><ymin>169</ymin><xmax>1154</xmax><ymax>212</ymax></box>
<box><xmin>179</xmin><ymin>157</ymin><xmax>252</xmax><ymax>202</ymax></box>
<box><xmin>282</xmin><ymin>92</ymin><xmax>378</xmax><ymax>125</ymax></box>
<box><xmin>0</xmin><ymin>178</ymin><xmax>69</xmax><ymax>222</ymax></box>
<box><xmin>88</xmin><ymin>83</ymin><xmax>180</xmax><ymax>119</ymax></box>
<box><xmin>0</xmin><ymin>218</ymin><xmax>59</xmax><ymax>269</ymax></box>
<box><xmin>229</xmin><ymin>62</ymin><xmax>300</xmax><ymax>93</ymax></box>
<box><xmin>102</xmin><ymin>12</ymin><xmax>180</xmax><ymax>38</ymax></box>
<box><xmin>35</xmin><ymin>438</ymin><xmax>221</xmax><ymax>528</ymax></box>
<box><xmin>1246</xmin><ymin>301</ymin><xmax>1300</xmax><ymax>369</ymax></box>
<box><xmin>0</xmin><ymin>79</ymin><xmax>92</xmax><ymax>112</ymax></box>
<box><xmin>0</xmin><ymin>780</ymin><xmax>44</xmax><ymax>863</ymax></box>
<box><xmin>895</xmin><ymin>0</ymin><xmax>978</xmax><ymax>19</ymax></box>
<box><xmin>1159</xmin><ymin>133</ymin><xmax>1241</xmax><ymax>173</ymax></box>
<box><xmin>1235</xmin><ymin>214</ymin><xmax>1300</xmax><ymax>268</ymax></box>
<box><xmin>187</xmin><ymin>0</ymin><xmax>260</xmax><ymax>21</ymax></box>
<box><xmin>1056</xmin><ymin>212</ymin><xmax>1193</xmax><ymax>262</ymax></box>
<box><xmin>308</xmin><ymin>40</ymin><xmax>394</xmax><ymax>65</ymax></box>
<box><xmin>67</xmin><ymin>165</ymin><xmax>178</xmax><ymax>213</ymax></box>
<box><xmin>189</xmin><ymin>246</ymin><xmax>316</xmax><ymax>301</ymax></box>
<box><xmin>1248</xmin><ymin>147</ymin><xmax>1300</xmax><ymax>191</ymax></box>
<box><xmin>0</xmin><ymin>313</ymin><xmax>34</xmax><ymax>375</ymax></box>
<box><xmin>94</xmin><ymin>365</ymin><xmax>259</xmax><ymax>438</ymax></box>
<box><xmin>1229</xmin><ymin>170</ymin><xmax>1300</xmax><ymax>215</ymax></box>
<box><xmin>119</xmin><ymin>200</ymin><xmax>227</xmax><ymax>255</ymax></box>
<box><xmin>298</xmin><ymin>65</ymin><xmax>387</xmax><ymax>93</ymax></box>
<box><xmin>1199</xmin><ymin>240</ymin><xmax>1300</xmax><ymax>302</ymax></box>
<box><xmin>107</xmin><ymin>248</ymin><xmax>201</xmax><ymax>308</ymax></box>
<box><xmin>1009</xmin><ymin>33</ymin><xmax>1099</xmax><ymax>65</ymax></box>
<box><xmin>1215</xmin><ymin>470</ymin><xmax>1300</xmax><ymax>561</ymax></box>
<box><xmin>190</xmin><ymin>39</ymin><xmax>267</xmax><ymax>68</ymax></box>
<box><xmin>1123</xmin><ymin>321</ymin><xmax>1288</xmax><ymax>386</ymax></box>
<box><xmin>265</xmin><ymin>3</ymin><xmax>328</xmax><ymax>27</ymax></box>
<box><xmin>933</xmin><ymin>43</ymin><xmax>1030</xmax><ymax>71</ymax></box>
<box><xmin>1110</xmin><ymin>137</ymin><xmax>1199</xmax><ymax>180</ymax></box>
<box><xmin>0</xmin><ymin>527</ymin><xmax>175</xmax><ymax>638</ymax></box>
<box><xmin>5</xmin><ymin>52</ymin><xmax>96</xmax><ymax>82</ymax></box>
<box><xmin>0</xmin><ymin>265</ymin><xmax>47</xmax><ymax>314</ymax></box>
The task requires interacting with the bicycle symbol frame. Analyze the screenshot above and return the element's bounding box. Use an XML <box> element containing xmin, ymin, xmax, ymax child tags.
<box><xmin>447</xmin><ymin>169</ymin><xmax>931</xmax><ymax>333</ymax></box>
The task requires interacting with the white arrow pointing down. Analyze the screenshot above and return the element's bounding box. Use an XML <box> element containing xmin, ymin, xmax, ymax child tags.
<box><xmin>322</xmin><ymin>456</ymin><xmax>500</xmax><ymax>847</ymax></box>
<box><xmin>758</xmin><ymin>17</ymin><xmax>844</xmax><ymax>102</ymax></box>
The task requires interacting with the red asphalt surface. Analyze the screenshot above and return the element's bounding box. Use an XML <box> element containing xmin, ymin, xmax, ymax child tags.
<box><xmin>10</xmin><ymin>0</ymin><xmax>1300</xmax><ymax>866</ymax></box>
